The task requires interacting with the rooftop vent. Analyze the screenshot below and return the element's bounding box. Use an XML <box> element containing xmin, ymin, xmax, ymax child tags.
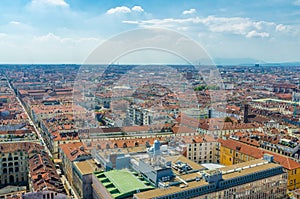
<box><xmin>79</xmin><ymin>146</ymin><xmax>84</xmax><ymax>151</ymax></box>
<box><xmin>70</xmin><ymin>150</ymin><xmax>78</xmax><ymax>156</ymax></box>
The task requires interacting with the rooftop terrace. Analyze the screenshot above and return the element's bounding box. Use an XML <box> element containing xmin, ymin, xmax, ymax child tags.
<box><xmin>94</xmin><ymin>169</ymin><xmax>154</xmax><ymax>199</ymax></box>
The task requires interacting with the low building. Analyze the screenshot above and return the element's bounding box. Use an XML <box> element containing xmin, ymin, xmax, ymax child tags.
<box><xmin>92</xmin><ymin>169</ymin><xmax>154</xmax><ymax>199</ymax></box>
<box><xmin>0</xmin><ymin>142</ymin><xmax>66</xmax><ymax>195</ymax></box>
<box><xmin>133</xmin><ymin>158</ymin><xmax>287</xmax><ymax>199</ymax></box>
<box><xmin>72</xmin><ymin>159</ymin><xmax>98</xmax><ymax>199</ymax></box>
<box><xmin>178</xmin><ymin>135</ymin><xmax>219</xmax><ymax>164</ymax></box>
<box><xmin>219</xmin><ymin>138</ymin><xmax>300</xmax><ymax>190</ymax></box>
<box><xmin>21</xmin><ymin>191</ymin><xmax>68</xmax><ymax>199</ymax></box>
<box><xmin>0</xmin><ymin>143</ymin><xmax>42</xmax><ymax>188</ymax></box>
<box><xmin>59</xmin><ymin>142</ymin><xmax>91</xmax><ymax>187</ymax></box>
<box><xmin>0</xmin><ymin>185</ymin><xmax>26</xmax><ymax>199</ymax></box>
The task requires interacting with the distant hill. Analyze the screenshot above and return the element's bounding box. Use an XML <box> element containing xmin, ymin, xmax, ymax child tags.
<box><xmin>209</xmin><ymin>58</ymin><xmax>300</xmax><ymax>66</ymax></box>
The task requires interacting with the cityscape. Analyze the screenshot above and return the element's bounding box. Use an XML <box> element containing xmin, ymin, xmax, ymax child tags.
<box><xmin>1</xmin><ymin>1</ymin><xmax>300</xmax><ymax>199</ymax></box>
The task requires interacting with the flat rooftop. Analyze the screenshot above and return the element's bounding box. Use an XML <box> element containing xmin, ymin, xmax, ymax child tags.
<box><xmin>134</xmin><ymin>159</ymin><xmax>283</xmax><ymax>199</ymax></box>
<box><xmin>219</xmin><ymin>159</ymin><xmax>268</xmax><ymax>173</ymax></box>
<box><xmin>94</xmin><ymin>169</ymin><xmax>154</xmax><ymax>199</ymax></box>
<box><xmin>201</xmin><ymin>163</ymin><xmax>225</xmax><ymax>170</ymax></box>
<box><xmin>74</xmin><ymin>159</ymin><xmax>96</xmax><ymax>175</ymax></box>
<box><xmin>134</xmin><ymin>180</ymin><xmax>209</xmax><ymax>199</ymax></box>
<box><xmin>165</xmin><ymin>155</ymin><xmax>205</xmax><ymax>172</ymax></box>
<box><xmin>253</xmin><ymin>98</ymin><xmax>300</xmax><ymax>105</ymax></box>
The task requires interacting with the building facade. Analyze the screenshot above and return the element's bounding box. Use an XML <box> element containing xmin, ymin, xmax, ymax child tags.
<box><xmin>133</xmin><ymin>159</ymin><xmax>287</xmax><ymax>199</ymax></box>
<box><xmin>0</xmin><ymin>144</ymin><xmax>30</xmax><ymax>188</ymax></box>
<box><xmin>220</xmin><ymin>138</ymin><xmax>300</xmax><ymax>190</ymax></box>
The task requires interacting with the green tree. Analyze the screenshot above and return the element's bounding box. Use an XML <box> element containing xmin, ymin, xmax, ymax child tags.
<box><xmin>224</xmin><ymin>116</ymin><xmax>233</xmax><ymax>123</ymax></box>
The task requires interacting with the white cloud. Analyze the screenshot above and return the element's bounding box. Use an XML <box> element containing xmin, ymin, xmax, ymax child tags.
<box><xmin>106</xmin><ymin>6</ymin><xmax>131</xmax><ymax>14</ymax></box>
<box><xmin>201</xmin><ymin>16</ymin><xmax>275</xmax><ymax>36</ymax></box>
<box><xmin>33</xmin><ymin>33</ymin><xmax>101</xmax><ymax>44</ymax></box>
<box><xmin>182</xmin><ymin>8</ymin><xmax>196</xmax><ymax>15</ymax></box>
<box><xmin>9</xmin><ymin>21</ymin><xmax>21</xmax><ymax>25</ymax></box>
<box><xmin>106</xmin><ymin>5</ymin><xmax>144</xmax><ymax>15</ymax></box>
<box><xmin>0</xmin><ymin>33</ymin><xmax>7</xmax><ymax>38</ymax></box>
<box><xmin>294</xmin><ymin>0</ymin><xmax>300</xmax><ymax>6</ymax></box>
<box><xmin>246</xmin><ymin>31</ymin><xmax>270</xmax><ymax>38</ymax></box>
<box><xmin>0</xmin><ymin>33</ymin><xmax>102</xmax><ymax>63</ymax></box>
<box><xmin>132</xmin><ymin>6</ymin><xmax>144</xmax><ymax>12</ymax></box>
<box><xmin>31</xmin><ymin>0</ymin><xmax>69</xmax><ymax>7</ymax></box>
<box><xmin>122</xmin><ymin>20</ymin><xmax>140</xmax><ymax>25</ymax></box>
<box><xmin>34</xmin><ymin>32</ymin><xmax>60</xmax><ymax>42</ymax></box>
<box><xmin>275</xmin><ymin>24</ymin><xmax>291</xmax><ymax>32</ymax></box>
<box><xmin>123</xmin><ymin>16</ymin><xmax>289</xmax><ymax>38</ymax></box>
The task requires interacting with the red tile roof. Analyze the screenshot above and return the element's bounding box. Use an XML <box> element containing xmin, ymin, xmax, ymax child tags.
<box><xmin>59</xmin><ymin>142</ymin><xmax>90</xmax><ymax>162</ymax></box>
<box><xmin>220</xmin><ymin>139</ymin><xmax>300</xmax><ymax>170</ymax></box>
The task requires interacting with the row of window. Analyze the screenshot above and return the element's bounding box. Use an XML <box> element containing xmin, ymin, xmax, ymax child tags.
<box><xmin>1</xmin><ymin>152</ymin><xmax>24</xmax><ymax>156</ymax></box>
<box><xmin>157</xmin><ymin>185</ymin><xmax>215</xmax><ymax>199</ymax></box>
<box><xmin>188</xmin><ymin>151</ymin><xmax>213</xmax><ymax>156</ymax></box>
<box><xmin>189</xmin><ymin>142</ymin><xmax>215</xmax><ymax>147</ymax></box>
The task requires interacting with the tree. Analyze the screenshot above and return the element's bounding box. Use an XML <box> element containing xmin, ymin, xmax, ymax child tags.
<box><xmin>224</xmin><ymin>116</ymin><xmax>233</xmax><ymax>123</ymax></box>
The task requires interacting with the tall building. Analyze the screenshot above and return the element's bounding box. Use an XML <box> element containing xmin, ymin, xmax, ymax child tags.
<box><xmin>127</xmin><ymin>105</ymin><xmax>152</xmax><ymax>126</ymax></box>
<box><xmin>292</xmin><ymin>91</ymin><xmax>300</xmax><ymax>102</ymax></box>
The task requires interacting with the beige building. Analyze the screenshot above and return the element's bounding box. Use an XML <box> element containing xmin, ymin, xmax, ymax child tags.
<box><xmin>179</xmin><ymin>135</ymin><xmax>219</xmax><ymax>164</ymax></box>
<box><xmin>72</xmin><ymin>159</ymin><xmax>98</xmax><ymax>199</ymax></box>
<box><xmin>59</xmin><ymin>142</ymin><xmax>91</xmax><ymax>187</ymax></box>
<box><xmin>134</xmin><ymin>158</ymin><xmax>287</xmax><ymax>199</ymax></box>
<box><xmin>0</xmin><ymin>185</ymin><xmax>26</xmax><ymax>199</ymax></box>
<box><xmin>0</xmin><ymin>144</ymin><xmax>29</xmax><ymax>187</ymax></box>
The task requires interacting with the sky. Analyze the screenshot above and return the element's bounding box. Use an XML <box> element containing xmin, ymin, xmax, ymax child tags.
<box><xmin>1</xmin><ymin>0</ymin><xmax>300</xmax><ymax>64</ymax></box>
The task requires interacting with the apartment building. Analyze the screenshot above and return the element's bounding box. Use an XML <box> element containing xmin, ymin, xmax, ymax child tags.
<box><xmin>179</xmin><ymin>135</ymin><xmax>219</xmax><ymax>164</ymax></box>
<box><xmin>219</xmin><ymin>138</ymin><xmax>300</xmax><ymax>190</ymax></box>
<box><xmin>133</xmin><ymin>158</ymin><xmax>287</xmax><ymax>199</ymax></box>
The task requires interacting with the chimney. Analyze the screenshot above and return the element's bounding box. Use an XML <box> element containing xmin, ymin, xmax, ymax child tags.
<box><xmin>208</xmin><ymin>109</ymin><xmax>212</xmax><ymax>119</ymax></box>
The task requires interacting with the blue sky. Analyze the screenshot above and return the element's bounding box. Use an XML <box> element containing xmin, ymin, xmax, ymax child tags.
<box><xmin>0</xmin><ymin>0</ymin><xmax>300</xmax><ymax>64</ymax></box>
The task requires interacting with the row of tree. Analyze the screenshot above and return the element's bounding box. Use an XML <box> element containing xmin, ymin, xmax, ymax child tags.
<box><xmin>194</xmin><ymin>85</ymin><xmax>220</xmax><ymax>91</ymax></box>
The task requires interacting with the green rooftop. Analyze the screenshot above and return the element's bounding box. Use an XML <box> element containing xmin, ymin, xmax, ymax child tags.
<box><xmin>94</xmin><ymin>169</ymin><xmax>154</xmax><ymax>199</ymax></box>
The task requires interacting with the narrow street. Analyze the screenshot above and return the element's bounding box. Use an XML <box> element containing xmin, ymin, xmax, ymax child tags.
<box><xmin>5</xmin><ymin>75</ymin><xmax>78</xmax><ymax>199</ymax></box>
<box><xmin>5</xmin><ymin>76</ymin><xmax>52</xmax><ymax>156</ymax></box>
